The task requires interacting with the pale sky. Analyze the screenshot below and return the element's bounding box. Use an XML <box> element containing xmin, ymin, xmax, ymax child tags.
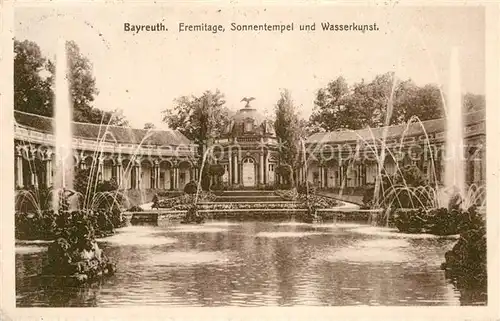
<box><xmin>15</xmin><ymin>5</ymin><xmax>485</xmax><ymax>129</ymax></box>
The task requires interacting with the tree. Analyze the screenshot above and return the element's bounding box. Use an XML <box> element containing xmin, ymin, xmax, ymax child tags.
<box><xmin>309</xmin><ymin>76</ymin><xmax>353</xmax><ymax>131</ymax></box>
<box><xmin>14</xmin><ymin>40</ymin><xmax>53</xmax><ymax>117</ymax></box>
<box><xmin>393</xmin><ymin>82</ymin><xmax>443</xmax><ymax>123</ymax></box>
<box><xmin>350</xmin><ymin>72</ymin><xmax>395</xmax><ymax>128</ymax></box>
<box><xmin>208</xmin><ymin>164</ymin><xmax>225</xmax><ymax>188</ymax></box>
<box><xmin>309</xmin><ymin>72</ymin><xmax>446</xmax><ymax>132</ymax></box>
<box><xmin>162</xmin><ymin>90</ymin><xmax>231</xmax><ymax>189</ymax></box>
<box><xmin>162</xmin><ymin>89</ymin><xmax>231</xmax><ymax>154</ymax></box>
<box><xmin>143</xmin><ymin>122</ymin><xmax>156</xmax><ymax>130</ymax></box>
<box><xmin>463</xmin><ymin>93</ymin><xmax>485</xmax><ymax>112</ymax></box>
<box><xmin>274</xmin><ymin>89</ymin><xmax>301</xmax><ymax>184</ymax></box>
<box><xmin>14</xmin><ymin>38</ymin><xmax>129</xmax><ymax>126</ymax></box>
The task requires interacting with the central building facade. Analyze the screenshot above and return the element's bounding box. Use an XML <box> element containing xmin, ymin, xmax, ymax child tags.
<box><xmin>214</xmin><ymin>101</ymin><xmax>280</xmax><ymax>188</ymax></box>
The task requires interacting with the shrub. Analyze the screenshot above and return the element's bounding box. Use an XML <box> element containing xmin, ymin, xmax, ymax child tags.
<box><xmin>275</xmin><ymin>189</ymin><xmax>298</xmax><ymax>201</ymax></box>
<box><xmin>98</xmin><ymin>178</ymin><xmax>119</xmax><ymax>192</ymax></box>
<box><xmin>394</xmin><ymin>164</ymin><xmax>426</xmax><ymax>187</ymax></box>
<box><xmin>298</xmin><ymin>194</ymin><xmax>339</xmax><ymax>209</ymax></box>
<box><xmin>183</xmin><ymin>181</ymin><xmax>198</xmax><ymax>195</ymax></box>
<box><xmin>208</xmin><ymin>164</ymin><xmax>225</xmax><ymax>177</ymax></box>
<box><xmin>441</xmin><ymin>206</ymin><xmax>486</xmax><ymax>292</ymax></box>
<box><xmin>297</xmin><ymin>182</ymin><xmax>316</xmax><ymax>195</ymax></box>
<box><xmin>210</xmin><ymin>182</ymin><xmax>225</xmax><ymax>191</ymax></box>
<box><xmin>277</xmin><ymin>182</ymin><xmax>293</xmax><ymax>190</ymax></box>
<box><xmin>127</xmin><ymin>205</ymin><xmax>143</xmax><ymax>212</ymax></box>
<box><xmin>393</xmin><ymin>206</ymin><xmax>475</xmax><ymax>236</ymax></box>
<box><xmin>156</xmin><ymin>191</ymin><xmax>216</xmax><ymax>210</ymax></box>
<box><xmin>15</xmin><ymin>186</ymin><xmax>53</xmax><ymax>213</ymax></box>
<box><xmin>276</xmin><ymin>164</ymin><xmax>293</xmax><ymax>184</ymax></box>
<box><xmin>181</xmin><ymin>204</ymin><xmax>205</xmax><ymax>224</ymax></box>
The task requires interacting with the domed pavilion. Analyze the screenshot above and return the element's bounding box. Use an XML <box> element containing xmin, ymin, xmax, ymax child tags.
<box><xmin>214</xmin><ymin>98</ymin><xmax>280</xmax><ymax>188</ymax></box>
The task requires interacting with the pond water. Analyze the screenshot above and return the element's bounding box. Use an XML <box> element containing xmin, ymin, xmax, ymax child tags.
<box><xmin>15</xmin><ymin>220</ymin><xmax>486</xmax><ymax>307</ymax></box>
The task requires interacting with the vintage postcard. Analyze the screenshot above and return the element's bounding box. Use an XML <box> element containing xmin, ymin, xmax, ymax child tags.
<box><xmin>1</xmin><ymin>1</ymin><xmax>499</xmax><ymax>320</ymax></box>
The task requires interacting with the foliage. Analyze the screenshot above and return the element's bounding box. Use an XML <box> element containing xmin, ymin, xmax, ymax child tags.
<box><xmin>162</xmin><ymin>90</ymin><xmax>232</xmax><ymax>192</ymax></box>
<box><xmin>274</xmin><ymin>189</ymin><xmax>299</xmax><ymax>201</ymax></box>
<box><xmin>143</xmin><ymin>122</ymin><xmax>156</xmax><ymax>129</ymax></box>
<box><xmin>208</xmin><ymin>164</ymin><xmax>225</xmax><ymax>177</ymax></box>
<box><xmin>208</xmin><ymin>164</ymin><xmax>225</xmax><ymax>189</ymax></box>
<box><xmin>181</xmin><ymin>204</ymin><xmax>205</xmax><ymax>224</ymax></box>
<box><xmin>297</xmin><ymin>182</ymin><xmax>317</xmax><ymax>195</ymax></box>
<box><xmin>14</xmin><ymin>39</ymin><xmax>53</xmax><ymax>117</ymax></box>
<box><xmin>308</xmin><ymin>73</ymin><xmax>484</xmax><ymax>134</ymax></box>
<box><xmin>127</xmin><ymin>205</ymin><xmax>144</xmax><ymax>212</ymax></box>
<box><xmin>441</xmin><ymin>206</ymin><xmax>486</xmax><ymax>291</ymax></box>
<box><xmin>297</xmin><ymin>194</ymin><xmax>339</xmax><ymax>209</ymax></box>
<box><xmin>74</xmin><ymin>167</ymin><xmax>123</xmax><ymax>210</ymax></box>
<box><xmin>14</xmin><ymin>39</ymin><xmax>128</xmax><ymax>126</ymax></box>
<box><xmin>155</xmin><ymin>190</ymin><xmax>183</xmax><ymax>198</ymax></box>
<box><xmin>463</xmin><ymin>93</ymin><xmax>486</xmax><ymax>112</ymax></box>
<box><xmin>393</xmin><ymin>206</ymin><xmax>480</xmax><ymax>236</ymax></box>
<box><xmin>183</xmin><ymin>181</ymin><xmax>198</xmax><ymax>195</ymax></box>
<box><xmin>156</xmin><ymin>192</ymin><xmax>217</xmax><ymax>210</ymax></box>
<box><xmin>163</xmin><ymin>90</ymin><xmax>231</xmax><ymax>149</ymax></box>
<box><xmin>363</xmin><ymin>165</ymin><xmax>429</xmax><ymax>209</ymax></box>
<box><xmin>276</xmin><ymin>164</ymin><xmax>293</xmax><ymax>186</ymax></box>
<box><xmin>274</xmin><ymin>89</ymin><xmax>301</xmax><ymax>174</ymax></box>
<box><xmin>393</xmin><ymin>164</ymin><xmax>426</xmax><ymax>187</ymax></box>
<box><xmin>41</xmin><ymin>207</ymin><xmax>117</xmax><ymax>281</ymax></box>
<box><xmin>98</xmin><ymin>178</ymin><xmax>119</xmax><ymax>192</ymax></box>
<box><xmin>274</xmin><ymin>189</ymin><xmax>338</xmax><ymax>209</ymax></box>
<box><xmin>210</xmin><ymin>182</ymin><xmax>225</xmax><ymax>192</ymax></box>
<box><xmin>15</xmin><ymin>185</ymin><xmax>53</xmax><ymax>213</ymax></box>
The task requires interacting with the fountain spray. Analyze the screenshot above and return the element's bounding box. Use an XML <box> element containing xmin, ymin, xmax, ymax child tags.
<box><xmin>442</xmin><ymin>47</ymin><xmax>466</xmax><ymax>208</ymax></box>
<box><xmin>52</xmin><ymin>38</ymin><xmax>74</xmax><ymax>210</ymax></box>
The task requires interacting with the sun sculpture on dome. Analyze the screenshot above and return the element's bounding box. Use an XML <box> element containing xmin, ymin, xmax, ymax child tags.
<box><xmin>241</xmin><ymin>97</ymin><xmax>255</xmax><ymax>107</ymax></box>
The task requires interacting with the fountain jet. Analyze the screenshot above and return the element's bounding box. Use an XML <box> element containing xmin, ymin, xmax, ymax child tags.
<box><xmin>52</xmin><ymin>38</ymin><xmax>74</xmax><ymax>210</ymax></box>
<box><xmin>442</xmin><ymin>47</ymin><xmax>466</xmax><ymax>207</ymax></box>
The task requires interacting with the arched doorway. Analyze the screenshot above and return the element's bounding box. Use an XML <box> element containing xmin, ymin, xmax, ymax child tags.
<box><xmin>140</xmin><ymin>159</ymin><xmax>153</xmax><ymax>190</ymax></box>
<box><xmin>178</xmin><ymin>161</ymin><xmax>192</xmax><ymax>190</ymax></box>
<box><xmin>159</xmin><ymin>160</ymin><xmax>172</xmax><ymax>190</ymax></box>
<box><xmin>242</xmin><ymin>158</ymin><xmax>255</xmax><ymax>187</ymax></box>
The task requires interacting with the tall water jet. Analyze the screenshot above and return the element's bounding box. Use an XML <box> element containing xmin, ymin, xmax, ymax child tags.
<box><xmin>52</xmin><ymin>38</ymin><xmax>74</xmax><ymax>210</ymax></box>
<box><xmin>442</xmin><ymin>47</ymin><xmax>466</xmax><ymax>207</ymax></box>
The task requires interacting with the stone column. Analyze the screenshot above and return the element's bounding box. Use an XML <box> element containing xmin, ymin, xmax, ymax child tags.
<box><xmin>115</xmin><ymin>162</ymin><xmax>122</xmax><ymax>187</ymax></box>
<box><xmin>339</xmin><ymin>163</ymin><xmax>344</xmax><ymax>187</ymax></box>
<box><xmin>31</xmin><ymin>171</ymin><xmax>38</xmax><ymax>188</ymax></box>
<box><xmin>152</xmin><ymin>161</ymin><xmax>159</xmax><ymax>189</ymax></box>
<box><xmin>259</xmin><ymin>151</ymin><xmax>264</xmax><ymax>184</ymax></box>
<box><xmin>175</xmin><ymin>166</ymin><xmax>180</xmax><ymax>190</ymax></box>
<box><xmin>98</xmin><ymin>158</ymin><xmax>104</xmax><ymax>182</ymax></box>
<box><xmin>45</xmin><ymin>158</ymin><xmax>52</xmax><ymax>187</ymax></box>
<box><xmin>138</xmin><ymin>164</ymin><xmax>143</xmax><ymax>190</ymax></box>
<box><xmin>239</xmin><ymin>160</ymin><xmax>243</xmax><ymax>185</ymax></box>
<box><xmin>234</xmin><ymin>155</ymin><xmax>239</xmax><ymax>184</ymax></box>
<box><xmin>157</xmin><ymin>163</ymin><xmax>161</xmax><ymax>188</ymax></box>
<box><xmin>319</xmin><ymin>165</ymin><xmax>323</xmax><ymax>188</ymax></box>
<box><xmin>480</xmin><ymin>146</ymin><xmax>486</xmax><ymax>184</ymax></box>
<box><xmin>16</xmin><ymin>150</ymin><xmax>24</xmax><ymax>188</ymax></box>
<box><xmin>264</xmin><ymin>150</ymin><xmax>268</xmax><ymax>185</ymax></box>
<box><xmin>132</xmin><ymin>165</ymin><xmax>138</xmax><ymax>189</ymax></box>
<box><xmin>228</xmin><ymin>149</ymin><xmax>232</xmax><ymax>185</ymax></box>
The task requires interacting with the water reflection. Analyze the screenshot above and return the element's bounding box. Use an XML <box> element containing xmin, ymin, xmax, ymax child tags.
<box><xmin>16</xmin><ymin>221</ymin><xmax>485</xmax><ymax>307</ymax></box>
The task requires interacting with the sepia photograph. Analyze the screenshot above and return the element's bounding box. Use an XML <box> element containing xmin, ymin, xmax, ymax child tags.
<box><xmin>1</xmin><ymin>1</ymin><xmax>499</xmax><ymax>318</ymax></box>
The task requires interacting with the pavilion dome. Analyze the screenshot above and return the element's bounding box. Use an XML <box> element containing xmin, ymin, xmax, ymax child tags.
<box><xmin>224</xmin><ymin>102</ymin><xmax>275</xmax><ymax>137</ymax></box>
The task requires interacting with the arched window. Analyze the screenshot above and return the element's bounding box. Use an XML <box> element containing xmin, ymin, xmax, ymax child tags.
<box><xmin>244</xmin><ymin>119</ymin><xmax>253</xmax><ymax>132</ymax></box>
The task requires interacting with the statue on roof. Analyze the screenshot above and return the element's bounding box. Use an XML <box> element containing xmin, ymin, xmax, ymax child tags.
<box><xmin>241</xmin><ymin>97</ymin><xmax>255</xmax><ymax>108</ymax></box>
